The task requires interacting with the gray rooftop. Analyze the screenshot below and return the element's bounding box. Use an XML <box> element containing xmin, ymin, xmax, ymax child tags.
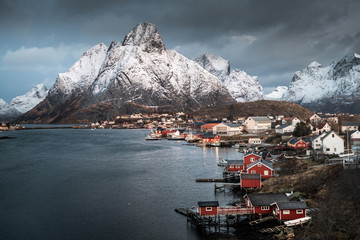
<box><xmin>247</xmin><ymin>159</ymin><xmax>273</xmax><ymax>170</ymax></box>
<box><xmin>240</xmin><ymin>173</ymin><xmax>261</xmax><ymax>180</ymax></box>
<box><xmin>249</xmin><ymin>116</ymin><xmax>272</xmax><ymax>122</ymax></box>
<box><xmin>275</xmin><ymin>201</ymin><xmax>308</xmax><ymax>210</ymax></box>
<box><xmin>225</xmin><ymin>160</ymin><xmax>244</xmax><ymax>165</ymax></box>
<box><xmin>246</xmin><ymin>193</ymin><xmax>289</xmax><ymax>206</ymax></box>
<box><xmin>198</xmin><ymin>201</ymin><xmax>219</xmax><ymax>207</ymax></box>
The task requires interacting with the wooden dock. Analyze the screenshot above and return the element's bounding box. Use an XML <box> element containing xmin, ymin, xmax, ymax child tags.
<box><xmin>249</xmin><ymin>216</ymin><xmax>274</xmax><ymax>225</ymax></box>
<box><xmin>259</xmin><ymin>225</ymin><xmax>285</xmax><ymax>233</ymax></box>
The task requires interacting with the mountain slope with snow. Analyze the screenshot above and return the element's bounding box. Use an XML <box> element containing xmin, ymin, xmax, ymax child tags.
<box><xmin>0</xmin><ymin>84</ymin><xmax>48</xmax><ymax>121</ymax></box>
<box><xmin>10</xmin><ymin>84</ymin><xmax>48</xmax><ymax>113</ymax></box>
<box><xmin>283</xmin><ymin>53</ymin><xmax>360</xmax><ymax>113</ymax></box>
<box><xmin>195</xmin><ymin>54</ymin><xmax>263</xmax><ymax>102</ymax></box>
<box><xmin>265</xmin><ymin>86</ymin><xmax>288</xmax><ymax>100</ymax></box>
<box><xmin>17</xmin><ymin>23</ymin><xmax>235</xmax><ymax>123</ymax></box>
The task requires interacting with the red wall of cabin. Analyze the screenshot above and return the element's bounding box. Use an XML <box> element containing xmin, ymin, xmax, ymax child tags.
<box><xmin>241</xmin><ymin>179</ymin><xmax>261</xmax><ymax>188</ymax></box>
<box><xmin>247</xmin><ymin>164</ymin><xmax>273</xmax><ymax>178</ymax></box>
<box><xmin>199</xmin><ymin>206</ymin><xmax>218</xmax><ymax>216</ymax></box>
<box><xmin>273</xmin><ymin>205</ymin><xmax>306</xmax><ymax>220</ymax></box>
<box><xmin>244</xmin><ymin>154</ymin><xmax>261</xmax><ymax>168</ymax></box>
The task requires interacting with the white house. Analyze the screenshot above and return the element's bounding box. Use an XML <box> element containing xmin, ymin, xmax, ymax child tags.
<box><xmin>283</xmin><ymin>117</ymin><xmax>300</xmax><ymax>126</ymax></box>
<box><xmin>350</xmin><ymin>130</ymin><xmax>360</xmax><ymax>146</ymax></box>
<box><xmin>312</xmin><ymin>131</ymin><xmax>344</xmax><ymax>155</ymax></box>
<box><xmin>244</xmin><ymin>116</ymin><xmax>272</xmax><ymax>133</ymax></box>
<box><xmin>275</xmin><ymin>124</ymin><xmax>295</xmax><ymax>134</ymax></box>
<box><xmin>212</xmin><ymin>123</ymin><xmax>243</xmax><ymax>136</ymax></box>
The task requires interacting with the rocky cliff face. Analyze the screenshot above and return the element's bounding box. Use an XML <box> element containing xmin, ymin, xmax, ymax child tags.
<box><xmin>17</xmin><ymin>23</ymin><xmax>235</xmax><ymax>123</ymax></box>
<box><xmin>195</xmin><ymin>54</ymin><xmax>263</xmax><ymax>102</ymax></box>
<box><xmin>283</xmin><ymin>53</ymin><xmax>360</xmax><ymax>113</ymax></box>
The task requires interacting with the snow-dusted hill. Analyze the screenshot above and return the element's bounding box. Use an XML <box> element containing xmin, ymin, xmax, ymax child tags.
<box><xmin>0</xmin><ymin>84</ymin><xmax>48</xmax><ymax>121</ymax></box>
<box><xmin>265</xmin><ymin>86</ymin><xmax>288</xmax><ymax>100</ymax></box>
<box><xmin>282</xmin><ymin>53</ymin><xmax>360</xmax><ymax>113</ymax></box>
<box><xmin>195</xmin><ymin>54</ymin><xmax>263</xmax><ymax>102</ymax></box>
<box><xmin>18</xmin><ymin>23</ymin><xmax>235</xmax><ymax>123</ymax></box>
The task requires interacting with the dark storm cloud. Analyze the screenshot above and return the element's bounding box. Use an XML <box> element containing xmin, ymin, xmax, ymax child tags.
<box><xmin>1</xmin><ymin>0</ymin><xmax>360</xmax><ymax>101</ymax></box>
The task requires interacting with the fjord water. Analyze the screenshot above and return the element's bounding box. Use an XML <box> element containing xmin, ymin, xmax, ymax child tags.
<box><xmin>0</xmin><ymin>129</ymin><xmax>240</xmax><ymax>240</ymax></box>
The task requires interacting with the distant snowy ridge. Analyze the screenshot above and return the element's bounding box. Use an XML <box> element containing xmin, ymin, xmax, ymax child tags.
<box><xmin>283</xmin><ymin>54</ymin><xmax>360</xmax><ymax>103</ymax></box>
<box><xmin>195</xmin><ymin>54</ymin><xmax>263</xmax><ymax>102</ymax></box>
<box><xmin>0</xmin><ymin>84</ymin><xmax>47</xmax><ymax>121</ymax></box>
<box><xmin>265</xmin><ymin>86</ymin><xmax>288</xmax><ymax>100</ymax></box>
<box><xmin>10</xmin><ymin>84</ymin><xmax>48</xmax><ymax>113</ymax></box>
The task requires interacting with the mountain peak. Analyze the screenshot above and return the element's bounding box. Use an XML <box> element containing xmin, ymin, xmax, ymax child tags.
<box><xmin>308</xmin><ymin>61</ymin><xmax>321</xmax><ymax>68</ymax></box>
<box><xmin>195</xmin><ymin>54</ymin><xmax>230</xmax><ymax>80</ymax></box>
<box><xmin>122</xmin><ymin>22</ymin><xmax>165</xmax><ymax>53</ymax></box>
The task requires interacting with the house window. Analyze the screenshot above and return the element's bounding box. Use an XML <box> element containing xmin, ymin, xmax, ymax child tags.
<box><xmin>251</xmin><ymin>170</ymin><xmax>256</xmax><ymax>174</ymax></box>
<box><xmin>258</xmin><ymin>163</ymin><xmax>262</xmax><ymax>167</ymax></box>
<box><xmin>334</xmin><ymin>148</ymin><xmax>336</xmax><ymax>152</ymax></box>
<box><xmin>250</xmin><ymin>157</ymin><xmax>255</xmax><ymax>162</ymax></box>
<box><xmin>326</xmin><ymin>148</ymin><xmax>330</xmax><ymax>151</ymax></box>
<box><xmin>332</xmin><ymin>134</ymin><xmax>334</xmax><ymax>138</ymax></box>
<box><xmin>261</xmin><ymin>206</ymin><xmax>269</xmax><ymax>210</ymax></box>
<box><xmin>283</xmin><ymin>210</ymin><xmax>290</xmax><ymax>214</ymax></box>
<box><xmin>296</xmin><ymin>210</ymin><xmax>303</xmax><ymax>214</ymax></box>
<box><xmin>229</xmin><ymin>166</ymin><xmax>234</xmax><ymax>169</ymax></box>
<box><xmin>264</xmin><ymin>170</ymin><xmax>269</xmax><ymax>175</ymax></box>
<box><xmin>206</xmin><ymin>207</ymin><xmax>212</xmax><ymax>211</ymax></box>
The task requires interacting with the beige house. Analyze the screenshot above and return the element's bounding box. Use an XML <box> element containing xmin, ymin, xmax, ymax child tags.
<box><xmin>341</xmin><ymin>122</ymin><xmax>360</xmax><ymax>132</ymax></box>
<box><xmin>244</xmin><ymin>116</ymin><xmax>272</xmax><ymax>133</ymax></box>
<box><xmin>212</xmin><ymin>123</ymin><xmax>243</xmax><ymax>136</ymax></box>
<box><xmin>309</xmin><ymin>114</ymin><xmax>322</xmax><ymax>125</ymax></box>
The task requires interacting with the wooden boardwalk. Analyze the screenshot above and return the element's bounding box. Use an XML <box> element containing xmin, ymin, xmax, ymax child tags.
<box><xmin>249</xmin><ymin>216</ymin><xmax>274</xmax><ymax>225</ymax></box>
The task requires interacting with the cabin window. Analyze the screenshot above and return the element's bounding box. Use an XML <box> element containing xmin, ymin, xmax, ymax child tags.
<box><xmin>326</xmin><ymin>148</ymin><xmax>330</xmax><ymax>151</ymax></box>
<box><xmin>296</xmin><ymin>210</ymin><xmax>303</xmax><ymax>214</ymax></box>
<box><xmin>250</xmin><ymin>157</ymin><xmax>255</xmax><ymax>162</ymax></box>
<box><xmin>229</xmin><ymin>166</ymin><xmax>234</xmax><ymax>169</ymax></box>
<box><xmin>334</xmin><ymin>148</ymin><xmax>336</xmax><ymax>152</ymax></box>
<box><xmin>261</xmin><ymin>206</ymin><xmax>269</xmax><ymax>210</ymax></box>
<box><xmin>206</xmin><ymin>207</ymin><xmax>212</xmax><ymax>211</ymax></box>
<box><xmin>251</xmin><ymin>170</ymin><xmax>256</xmax><ymax>174</ymax></box>
<box><xmin>264</xmin><ymin>170</ymin><xmax>269</xmax><ymax>175</ymax></box>
<box><xmin>283</xmin><ymin>210</ymin><xmax>290</xmax><ymax>214</ymax></box>
<box><xmin>257</xmin><ymin>163</ymin><xmax>262</xmax><ymax>167</ymax></box>
<box><xmin>332</xmin><ymin>134</ymin><xmax>334</xmax><ymax>138</ymax></box>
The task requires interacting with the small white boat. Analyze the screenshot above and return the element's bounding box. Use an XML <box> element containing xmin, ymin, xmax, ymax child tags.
<box><xmin>284</xmin><ymin>216</ymin><xmax>311</xmax><ymax>226</ymax></box>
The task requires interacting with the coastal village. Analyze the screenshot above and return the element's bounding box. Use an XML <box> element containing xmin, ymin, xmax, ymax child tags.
<box><xmin>3</xmin><ymin>112</ymin><xmax>360</xmax><ymax>239</ymax></box>
<box><xmin>1</xmin><ymin>110</ymin><xmax>360</xmax><ymax>239</ymax></box>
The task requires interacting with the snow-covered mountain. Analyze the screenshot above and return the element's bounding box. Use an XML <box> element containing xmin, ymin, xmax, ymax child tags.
<box><xmin>265</xmin><ymin>86</ymin><xmax>288</xmax><ymax>100</ymax></box>
<box><xmin>0</xmin><ymin>84</ymin><xmax>48</xmax><ymax>121</ymax></box>
<box><xmin>0</xmin><ymin>98</ymin><xmax>21</xmax><ymax>121</ymax></box>
<box><xmin>10</xmin><ymin>84</ymin><xmax>48</xmax><ymax>113</ymax></box>
<box><xmin>282</xmin><ymin>53</ymin><xmax>360</xmax><ymax>113</ymax></box>
<box><xmin>18</xmin><ymin>23</ymin><xmax>235</xmax><ymax>123</ymax></box>
<box><xmin>195</xmin><ymin>54</ymin><xmax>263</xmax><ymax>102</ymax></box>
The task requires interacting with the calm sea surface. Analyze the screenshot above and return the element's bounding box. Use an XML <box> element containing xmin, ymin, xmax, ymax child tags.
<box><xmin>0</xmin><ymin>128</ymin><xmax>242</xmax><ymax>240</ymax></box>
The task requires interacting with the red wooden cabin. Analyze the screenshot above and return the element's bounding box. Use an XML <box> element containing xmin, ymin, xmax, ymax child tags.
<box><xmin>201</xmin><ymin>134</ymin><xmax>220</xmax><ymax>144</ymax></box>
<box><xmin>224</xmin><ymin>160</ymin><xmax>245</xmax><ymax>172</ymax></box>
<box><xmin>243</xmin><ymin>152</ymin><xmax>262</xmax><ymax>169</ymax></box>
<box><xmin>271</xmin><ymin>201</ymin><xmax>308</xmax><ymax>220</ymax></box>
<box><xmin>246</xmin><ymin>160</ymin><xmax>274</xmax><ymax>179</ymax></box>
<box><xmin>240</xmin><ymin>173</ymin><xmax>261</xmax><ymax>188</ymax></box>
<box><xmin>244</xmin><ymin>193</ymin><xmax>289</xmax><ymax>215</ymax></box>
<box><xmin>198</xmin><ymin>201</ymin><xmax>219</xmax><ymax>216</ymax></box>
<box><xmin>287</xmin><ymin>137</ymin><xmax>311</xmax><ymax>149</ymax></box>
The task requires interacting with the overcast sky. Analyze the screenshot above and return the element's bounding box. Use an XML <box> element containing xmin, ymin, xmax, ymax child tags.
<box><xmin>1</xmin><ymin>0</ymin><xmax>360</xmax><ymax>102</ymax></box>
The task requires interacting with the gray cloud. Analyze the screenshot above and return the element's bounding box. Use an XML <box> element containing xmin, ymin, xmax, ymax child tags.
<box><xmin>0</xmin><ymin>0</ymin><xmax>360</xmax><ymax>101</ymax></box>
